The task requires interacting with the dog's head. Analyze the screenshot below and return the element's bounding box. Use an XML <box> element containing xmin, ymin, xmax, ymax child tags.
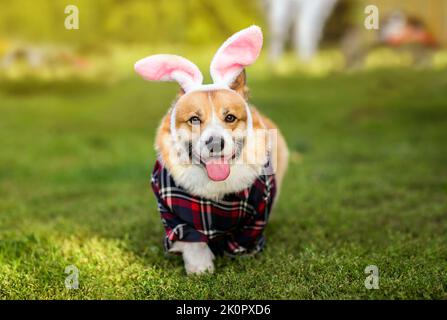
<box><xmin>135</xmin><ymin>26</ymin><xmax>271</xmax><ymax>198</ymax></box>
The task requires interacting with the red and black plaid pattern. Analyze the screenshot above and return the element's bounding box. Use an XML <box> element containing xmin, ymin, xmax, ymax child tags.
<box><xmin>151</xmin><ymin>160</ymin><xmax>277</xmax><ymax>257</ymax></box>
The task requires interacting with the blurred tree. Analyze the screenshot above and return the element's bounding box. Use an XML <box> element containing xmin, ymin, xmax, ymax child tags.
<box><xmin>0</xmin><ymin>0</ymin><xmax>264</xmax><ymax>46</ymax></box>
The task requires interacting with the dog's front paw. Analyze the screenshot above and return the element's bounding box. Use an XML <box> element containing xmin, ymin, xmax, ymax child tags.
<box><xmin>182</xmin><ymin>242</ymin><xmax>215</xmax><ymax>275</ymax></box>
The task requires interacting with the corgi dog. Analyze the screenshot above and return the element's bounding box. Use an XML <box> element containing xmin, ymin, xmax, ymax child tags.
<box><xmin>135</xmin><ymin>26</ymin><xmax>288</xmax><ymax>275</ymax></box>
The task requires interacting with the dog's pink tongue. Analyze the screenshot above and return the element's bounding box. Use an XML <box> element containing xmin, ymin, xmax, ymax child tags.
<box><xmin>205</xmin><ymin>159</ymin><xmax>230</xmax><ymax>181</ymax></box>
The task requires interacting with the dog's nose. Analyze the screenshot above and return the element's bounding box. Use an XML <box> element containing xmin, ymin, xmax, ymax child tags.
<box><xmin>205</xmin><ymin>135</ymin><xmax>225</xmax><ymax>153</ymax></box>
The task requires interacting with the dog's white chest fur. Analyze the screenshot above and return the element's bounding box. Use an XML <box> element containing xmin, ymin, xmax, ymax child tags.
<box><xmin>169</xmin><ymin>163</ymin><xmax>262</xmax><ymax>200</ymax></box>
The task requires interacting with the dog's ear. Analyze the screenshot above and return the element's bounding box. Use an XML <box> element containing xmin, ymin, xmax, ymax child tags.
<box><xmin>135</xmin><ymin>54</ymin><xmax>203</xmax><ymax>92</ymax></box>
<box><xmin>210</xmin><ymin>25</ymin><xmax>263</xmax><ymax>87</ymax></box>
<box><xmin>230</xmin><ymin>69</ymin><xmax>249</xmax><ymax>100</ymax></box>
<box><xmin>176</xmin><ymin>87</ymin><xmax>186</xmax><ymax>99</ymax></box>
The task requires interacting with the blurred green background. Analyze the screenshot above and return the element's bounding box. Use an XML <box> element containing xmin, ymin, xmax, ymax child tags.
<box><xmin>1</xmin><ymin>0</ymin><xmax>446</xmax><ymax>90</ymax></box>
<box><xmin>0</xmin><ymin>0</ymin><xmax>446</xmax><ymax>299</ymax></box>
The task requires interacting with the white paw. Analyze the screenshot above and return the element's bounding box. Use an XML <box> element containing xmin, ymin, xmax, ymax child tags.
<box><xmin>184</xmin><ymin>255</ymin><xmax>215</xmax><ymax>275</ymax></box>
<box><xmin>173</xmin><ymin>242</ymin><xmax>215</xmax><ymax>275</ymax></box>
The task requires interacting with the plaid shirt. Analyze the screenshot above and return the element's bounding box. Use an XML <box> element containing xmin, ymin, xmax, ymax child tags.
<box><xmin>151</xmin><ymin>160</ymin><xmax>277</xmax><ymax>257</ymax></box>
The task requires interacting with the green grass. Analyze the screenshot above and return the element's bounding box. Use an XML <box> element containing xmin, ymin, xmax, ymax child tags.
<box><xmin>0</xmin><ymin>69</ymin><xmax>446</xmax><ymax>299</ymax></box>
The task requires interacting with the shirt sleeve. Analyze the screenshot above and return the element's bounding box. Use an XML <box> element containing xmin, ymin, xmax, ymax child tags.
<box><xmin>151</xmin><ymin>163</ymin><xmax>207</xmax><ymax>252</ymax></box>
<box><xmin>225</xmin><ymin>175</ymin><xmax>277</xmax><ymax>256</ymax></box>
<box><xmin>225</xmin><ymin>208</ymin><xmax>268</xmax><ymax>256</ymax></box>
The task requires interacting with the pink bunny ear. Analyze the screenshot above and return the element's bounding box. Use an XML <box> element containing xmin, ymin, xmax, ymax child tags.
<box><xmin>210</xmin><ymin>25</ymin><xmax>263</xmax><ymax>86</ymax></box>
<box><xmin>134</xmin><ymin>54</ymin><xmax>203</xmax><ymax>92</ymax></box>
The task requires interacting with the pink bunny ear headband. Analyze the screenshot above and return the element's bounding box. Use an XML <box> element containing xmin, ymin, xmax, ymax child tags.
<box><xmin>134</xmin><ymin>25</ymin><xmax>263</xmax><ymax>140</ymax></box>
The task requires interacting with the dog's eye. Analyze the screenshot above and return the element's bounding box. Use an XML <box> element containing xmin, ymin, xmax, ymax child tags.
<box><xmin>224</xmin><ymin>114</ymin><xmax>237</xmax><ymax>123</ymax></box>
<box><xmin>188</xmin><ymin>116</ymin><xmax>201</xmax><ymax>125</ymax></box>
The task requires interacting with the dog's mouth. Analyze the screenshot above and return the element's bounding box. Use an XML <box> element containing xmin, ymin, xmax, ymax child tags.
<box><xmin>203</xmin><ymin>157</ymin><xmax>231</xmax><ymax>181</ymax></box>
<box><xmin>187</xmin><ymin>138</ymin><xmax>244</xmax><ymax>182</ymax></box>
<box><xmin>191</xmin><ymin>153</ymin><xmax>234</xmax><ymax>182</ymax></box>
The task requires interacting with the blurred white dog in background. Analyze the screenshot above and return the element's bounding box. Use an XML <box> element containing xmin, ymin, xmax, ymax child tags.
<box><xmin>264</xmin><ymin>0</ymin><xmax>338</xmax><ymax>61</ymax></box>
